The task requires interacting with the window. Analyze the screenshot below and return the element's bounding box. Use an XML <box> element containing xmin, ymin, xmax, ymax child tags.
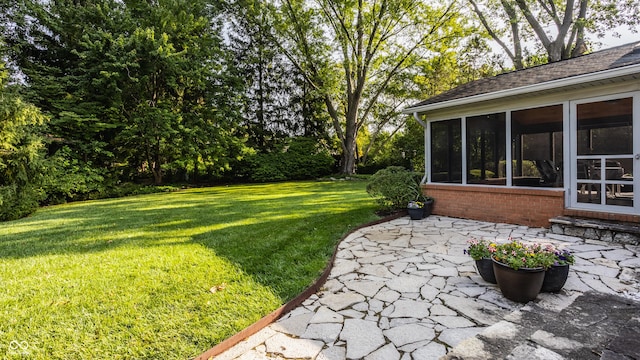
<box><xmin>511</xmin><ymin>105</ymin><xmax>563</xmax><ymax>187</ymax></box>
<box><xmin>428</xmin><ymin>105</ymin><xmax>566</xmax><ymax>188</ymax></box>
<box><xmin>466</xmin><ymin>113</ymin><xmax>506</xmax><ymax>185</ymax></box>
<box><xmin>431</xmin><ymin>119</ymin><xmax>462</xmax><ymax>183</ymax></box>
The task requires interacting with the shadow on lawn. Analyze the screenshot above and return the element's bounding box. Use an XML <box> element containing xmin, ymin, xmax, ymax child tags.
<box><xmin>0</xmin><ymin>182</ymin><xmax>378</xmax><ymax>300</ymax></box>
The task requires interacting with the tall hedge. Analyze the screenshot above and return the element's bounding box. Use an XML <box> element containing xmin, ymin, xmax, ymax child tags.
<box><xmin>247</xmin><ymin>137</ymin><xmax>334</xmax><ymax>182</ymax></box>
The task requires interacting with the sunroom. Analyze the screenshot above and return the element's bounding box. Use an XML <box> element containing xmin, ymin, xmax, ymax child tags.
<box><xmin>403</xmin><ymin>41</ymin><xmax>640</xmax><ymax>228</ymax></box>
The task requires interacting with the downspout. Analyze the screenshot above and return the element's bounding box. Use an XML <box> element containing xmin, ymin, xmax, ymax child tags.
<box><xmin>413</xmin><ymin>112</ymin><xmax>428</xmax><ymax>184</ymax></box>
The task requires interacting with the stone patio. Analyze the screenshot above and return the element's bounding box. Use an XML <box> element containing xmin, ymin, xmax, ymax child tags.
<box><xmin>212</xmin><ymin>215</ymin><xmax>640</xmax><ymax>360</ymax></box>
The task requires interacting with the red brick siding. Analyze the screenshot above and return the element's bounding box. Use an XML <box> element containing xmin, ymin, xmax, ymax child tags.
<box><xmin>421</xmin><ymin>184</ymin><xmax>565</xmax><ymax>228</ymax></box>
<box><xmin>562</xmin><ymin>209</ymin><xmax>640</xmax><ymax>224</ymax></box>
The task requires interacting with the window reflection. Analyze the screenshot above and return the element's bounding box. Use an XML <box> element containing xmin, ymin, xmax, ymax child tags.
<box><xmin>466</xmin><ymin>113</ymin><xmax>506</xmax><ymax>185</ymax></box>
<box><xmin>431</xmin><ymin>119</ymin><xmax>462</xmax><ymax>183</ymax></box>
<box><xmin>577</xmin><ymin>98</ymin><xmax>632</xmax><ymax>156</ymax></box>
<box><xmin>511</xmin><ymin>105</ymin><xmax>563</xmax><ymax>187</ymax></box>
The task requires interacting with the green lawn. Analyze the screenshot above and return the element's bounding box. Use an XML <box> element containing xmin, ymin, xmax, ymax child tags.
<box><xmin>0</xmin><ymin>181</ymin><xmax>379</xmax><ymax>359</ymax></box>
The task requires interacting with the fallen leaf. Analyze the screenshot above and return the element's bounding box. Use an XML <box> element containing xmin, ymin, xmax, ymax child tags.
<box><xmin>209</xmin><ymin>283</ymin><xmax>227</xmax><ymax>293</ymax></box>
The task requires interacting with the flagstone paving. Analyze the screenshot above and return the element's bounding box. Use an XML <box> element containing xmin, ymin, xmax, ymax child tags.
<box><xmin>215</xmin><ymin>216</ymin><xmax>640</xmax><ymax>360</ymax></box>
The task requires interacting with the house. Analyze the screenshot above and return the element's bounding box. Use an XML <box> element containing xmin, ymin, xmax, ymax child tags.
<box><xmin>403</xmin><ymin>41</ymin><xmax>640</xmax><ymax>230</ymax></box>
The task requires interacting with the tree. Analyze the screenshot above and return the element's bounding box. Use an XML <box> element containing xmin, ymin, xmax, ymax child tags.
<box><xmin>0</xmin><ymin>61</ymin><xmax>48</xmax><ymax>220</ymax></box>
<box><xmin>274</xmin><ymin>0</ymin><xmax>466</xmax><ymax>174</ymax></box>
<box><xmin>5</xmin><ymin>0</ymin><xmax>117</xmax><ymax>168</ymax></box>
<box><xmin>468</xmin><ymin>0</ymin><xmax>640</xmax><ymax>69</ymax></box>
<box><xmin>228</xmin><ymin>0</ymin><xmax>330</xmax><ymax>151</ymax></box>
<box><xmin>6</xmin><ymin>0</ymin><xmax>244</xmax><ymax>185</ymax></box>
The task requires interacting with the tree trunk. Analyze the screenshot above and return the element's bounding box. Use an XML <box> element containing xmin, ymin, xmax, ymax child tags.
<box><xmin>152</xmin><ymin>138</ymin><xmax>163</xmax><ymax>185</ymax></box>
<box><xmin>341</xmin><ymin>140</ymin><xmax>357</xmax><ymax>174</ymax></box>
<box><xmin>341</xmin><ymin>108</ymin><xmax>359</xmax><ymax>174</ymax></box>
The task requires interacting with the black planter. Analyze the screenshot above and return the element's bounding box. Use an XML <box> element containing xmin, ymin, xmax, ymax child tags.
<box><xmin>541</xmin><ymin>264</ymin><xmax>570</xmax><ymax>293</ymax></box>
<box><xmin>407</xmin><ymin>207</ymin><xmax>424</xmax><ymax>220</ymax></box>
<box><xmin>422</xmin><ymin>200</ymin><xmax>434</xmax><ymax>218</ymax></box>
<box><xmin>492</xmin><ymin>257</ymin><xmax>545</xmax><ymax>303</ymax></box>
<box><xmin>475</xmin><ymin>258</ymin><xmax>497</xmax><ymax>284</ymax></box>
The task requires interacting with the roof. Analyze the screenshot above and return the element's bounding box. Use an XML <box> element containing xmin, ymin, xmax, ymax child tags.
<box><xmin>404</xmin><ymin>41</ymin><xmax>640</xmax><ymax>113</ymax></box>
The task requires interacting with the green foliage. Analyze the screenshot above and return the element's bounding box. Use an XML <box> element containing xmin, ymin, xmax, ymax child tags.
<box><xmin>247</xmin><ymin>137</ymin><xmax>334</xmax><ymax>182</ymax></box>
<box><xmin>469</xmin><ymin>0</ymin><xmax>640</xmax><ymax>68</ymax></box>
<box><xmin>366</xmin><ymin>166</ymin><xmax>425</xmax><ymax>211</ymax></box>
<box><xmin>0</xmin><ymin>62</ymin><xmax>49</xmax><ymax>220</ymax></box>
<box><xmin>41</xmin><ymin>145</ymin><xmax>181</xmax><ymax>204</ymax></box>
<box><xmin>41</xmin><ymin>147</ymin><xmax>107</xmax><ymax>204</ymax></box>
<box><xmin>469</xmin><ymin>169</ymin><xmax>496</xmax><ymax>179</ymax></box>
<box><xmin>228</xmin><ymin>0</ymin><xmax>329</xmax><ymax>150</ymax></box>
<box><xmin>367</xmin><ymin>119</ymin><xmax>425</xmax><ymax>174</ymax></box>
<box><xmin>274</xmin><ymin>0</ymin><xmax>471</xmax><ymax>174</ymax></box>
<box><xmin>0</xmin><ymin>184</ymin><xmax>44</xmax><ymax>221</ymax></box>
<box><xmin>6</xmin><ymin>0</ymin><xmax>244</xmax><ymax>185</ymax></box>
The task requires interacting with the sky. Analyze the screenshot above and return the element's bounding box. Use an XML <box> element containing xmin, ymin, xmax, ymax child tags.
<box><xmin>593</xmin><ymin>26</ymin><xmax>640</xmax><ymax>50</ymax></box>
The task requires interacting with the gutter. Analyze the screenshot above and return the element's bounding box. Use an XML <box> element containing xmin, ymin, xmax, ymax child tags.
<box><xmin>402</xmin><ymin>63</ymin><xmax>640</xmax><ymax>114</ymax></box>
<box><xmin>413</xmin><ymin>112</ymin><xmax>428</xmax><ymax>184</ymax></box>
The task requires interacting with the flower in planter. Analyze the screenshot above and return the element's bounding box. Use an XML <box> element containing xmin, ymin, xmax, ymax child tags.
<box><xmin>464</xmin><ymin>238</ymin><xmax>497</xmax><ymax>260</ymax></box>
<box><xmin>407</xmin><ymin>201</ymin><xmax>424</xmax><ymax>209</ymax></box>
<box><xmin>542</xmin><ymin>244</ymin><xmax>575</xmax><ymax>266</ymax></box>
<box><xmin>554</xmin><ymin>249</ymin><xmax>575</xmax><ymax>265</ymax></box>
<box><xmin>492</xmin><ymin>240</ymin><xmax>556</xmax><ymax>270</ymax></box>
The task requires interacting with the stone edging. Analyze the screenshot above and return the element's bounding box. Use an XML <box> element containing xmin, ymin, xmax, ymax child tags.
<box><xmin>193</xmin><ymin>211</ymin><xmax>407</xmax><ymax>360</ymax></box>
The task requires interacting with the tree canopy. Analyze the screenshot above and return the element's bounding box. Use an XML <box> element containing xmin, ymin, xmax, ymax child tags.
<box><xmin>273</xmin><ymin>0</ymin><xmax>470</xmax><ymax>174</ymax></box>
<box><xmin>6</xmin><ymin>0</ymin><xmax>244</xmax><ymax>185</ymax></box>
<box><xmin>0</xmin><ymin>0</ymin><xmax>636</xmax><ymax>218</ymax></box>
<box><xmin>468</xmin><ymin>0</ymin><xmax>640</xmax><ymax>69</ymax></box>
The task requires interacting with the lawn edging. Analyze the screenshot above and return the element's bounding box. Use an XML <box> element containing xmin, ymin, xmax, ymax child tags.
<box><xmin>194</xmin><ymin>211</ymin><xmax>407</xmax><ymax>360</ymax></box>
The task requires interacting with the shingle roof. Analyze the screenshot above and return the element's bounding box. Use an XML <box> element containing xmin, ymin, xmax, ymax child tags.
<box><xmin>408</xmin><ymin>41</ymin><xmax>640</xmax><ymax>109</ymax></box>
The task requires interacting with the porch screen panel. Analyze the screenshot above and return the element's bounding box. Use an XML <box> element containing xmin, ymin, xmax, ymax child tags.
<box><xmin>511</xmin><ymin>104</ymin><xmax>563</xmax><ymax>187</ymax></box>
<box><xmin>466</xmin><ymin>113</ymin><xmax>506</xmax><ymax>185</ymax></box>
<box><xmin>576</xmin><ymin>97</ymin><xmax>633</xmax><ymax>207</ymax></box>
<box><xmin>431</xmin><ymin>119</ymin><xmax>462</xmax><ymax>183</ymax></box>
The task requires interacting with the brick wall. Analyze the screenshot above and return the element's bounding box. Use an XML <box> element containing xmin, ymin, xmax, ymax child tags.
<box><xmin>562</xmin><ymin>209</ymin><xmax>640</xmax><ymax>224</ymax></box>
<box><xmin>421</xmin><ymin>184</ymin><xmax>565</xmax><ymax>228</ymax></box>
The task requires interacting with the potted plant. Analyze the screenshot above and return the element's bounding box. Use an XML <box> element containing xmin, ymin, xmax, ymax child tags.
<box><xmin>491</xmin><ymin>240</ymin><xmax>555</xmax><ymax>303</ymax></box>
<box><xmin>407</xmin><ymin>200</ymin><xmax>425</xmax><ymax>220</ymax></box>
<box><xmin>407</xmin><ymin>196</ymin><xmax>434</xmax><ymax>220</ymax></box>
<box><xmin>418</xmin><ymin>195</ymin><xmax>434</xmax><ymax>218</ymax></box>
<box><xmin>366</xmin><ymin>166</ymin><xmax>436</xmax><ymax>219</ymax></box>
<box><xmin>541</xmin><ymin>246</ymin><xmax>575</xmax><ymax>293</ymax></box>
<box><xmin>465</xmin><ymin>238</ymin><xmax>498</xmax><ymax>284</ymax></box>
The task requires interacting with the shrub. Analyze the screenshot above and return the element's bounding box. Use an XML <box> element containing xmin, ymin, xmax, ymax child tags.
<box><xmin>42</xmin><ymin>147</ymin><xmax>107</xmax><ymax>204</ymax></box>
<box><xmin>366</xmin><ymin>166</ymin><xmax>425</xmax><ymax>211</ymax></box>
<box><xmin>0</xmin><ymin>184</ymin><xmax>44</xmax><ymax>221</ymax></box>
<box><xmin>247</xmin><ymin>137</ymin><xmax>334</xmax><ymax>182</ymax></box>
<box><xmin>42</xmin><ymin>147</ymin><xmax>180</xmax><ymax>204</ymax></box>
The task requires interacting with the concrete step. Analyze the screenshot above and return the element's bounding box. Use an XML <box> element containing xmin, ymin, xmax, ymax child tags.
<box><xmin>549</xmin><ymin>216</ymin><xmax>640</xmax><ymax>245</ymax></box>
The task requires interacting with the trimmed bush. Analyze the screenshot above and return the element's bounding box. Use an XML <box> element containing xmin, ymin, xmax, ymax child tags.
<box><xmin>247</xmin><ymin>137</ymin><xmax>334</xmax><ymax>182</ymax></box>
<box><xmin>366</xmin><ymin>166</ymin><xmax>423</xmax><ymax>211</ymax></box>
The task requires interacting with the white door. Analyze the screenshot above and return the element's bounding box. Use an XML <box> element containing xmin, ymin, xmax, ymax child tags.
<box><xmin>570</xmin><ymin>94</ymin><xmax>639</xmax><ymax>213</ymax></box>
